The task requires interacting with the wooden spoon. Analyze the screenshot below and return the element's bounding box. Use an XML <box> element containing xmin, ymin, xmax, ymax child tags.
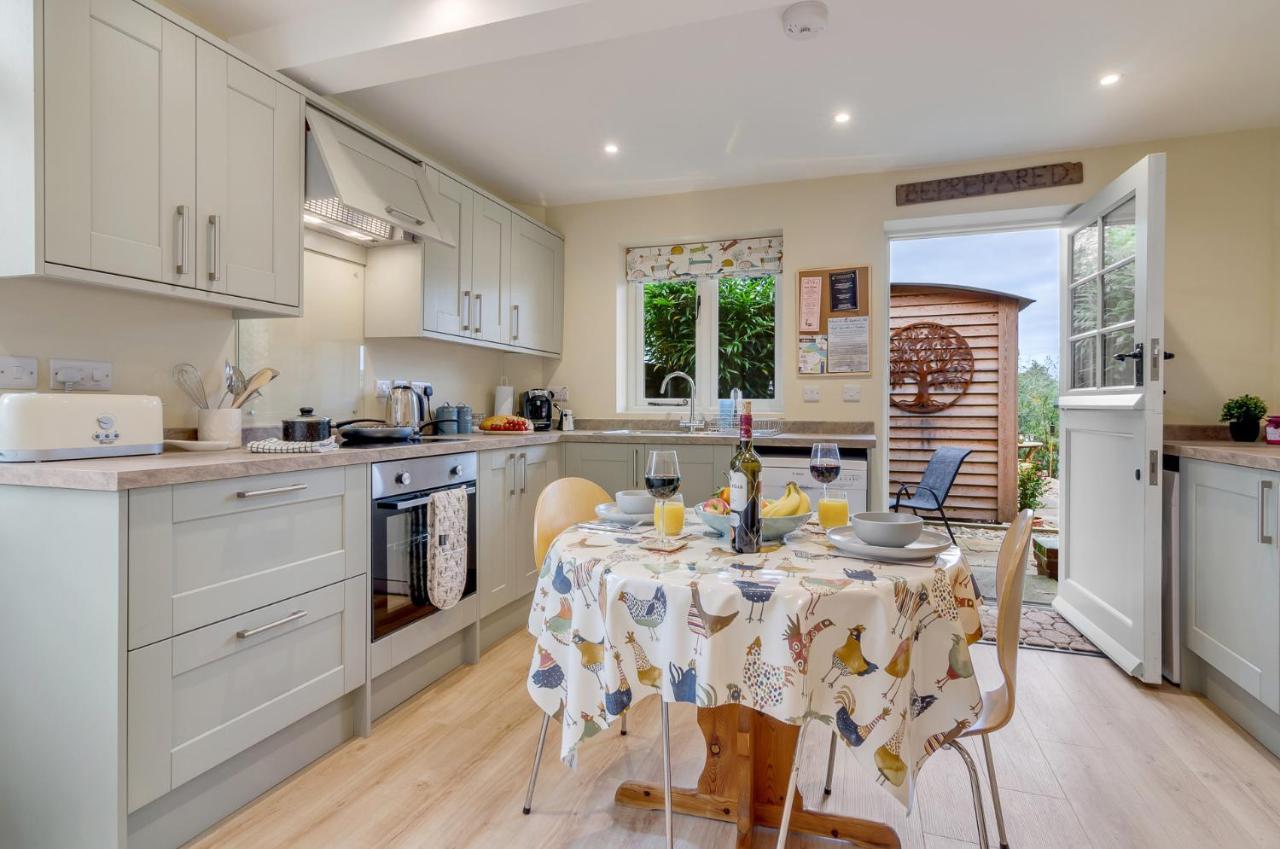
<box><xmin>231</xmin><ymin>368</ymin><xmax>279</xmax><ymax>409</ymax></box>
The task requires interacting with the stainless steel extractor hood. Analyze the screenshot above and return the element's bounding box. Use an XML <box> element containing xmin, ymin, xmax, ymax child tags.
<box><xmin>304</xmin><ymin>107</ymin><xmax>455</xmax><ymax>248</ymax></box>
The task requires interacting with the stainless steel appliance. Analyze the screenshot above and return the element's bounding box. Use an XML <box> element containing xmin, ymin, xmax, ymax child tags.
<box><xmin>385</xmin><ymin>383</ymin><xmax>426</xmax><ymax>428</ymax></box>
<box><xmin>370</xmin><ymin>453</ymin><xmax>477</xmax><ymax>641</ymax></box>
<box><xmin>521</xmin><ymin>389</ymin><xmax>553</xmax><ymax>431</ymax></box>
<box><xmin>0</xmin><ymin>393</ymin><xmax>163</xmax><ymax>462</ymax></box>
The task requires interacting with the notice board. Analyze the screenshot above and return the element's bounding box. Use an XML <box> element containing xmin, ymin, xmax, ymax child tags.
<box><xmin>796</xmin><ymin>265</ymin><xmax>871</xmax><ymax>376</ymax></box>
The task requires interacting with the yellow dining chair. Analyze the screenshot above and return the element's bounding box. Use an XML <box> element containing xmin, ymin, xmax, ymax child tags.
<box><xmin>523</xmin><ymin>478</ymin><xmax>673</xmax><ymax>847</ymax></box>
<box><xmin>780</xmin><ymin>509</ymin><xmax>1036</xmax><ymax>849</ymax></box>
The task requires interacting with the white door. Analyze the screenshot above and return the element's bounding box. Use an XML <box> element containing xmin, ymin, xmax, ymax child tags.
<box><xmin>196</xmin><ymin>41</ymin><xmax>302</xmax><ymax>306</ymax></box>
<box><xmin>1055</xmin><ymin>154</ymin><xmax>1167</xmax><ymax>683</ymax></box>
<box><xmin>471</xmin><ymin>196</ymin><xmax>511</xmax><ymax>343</ymax></box>
<box><xmin>43</xmin><ymin>0</ymin><xmax>196</xmax><ymax>286</ymax></box>
<box><xmin>423</xmin><ymin>168</ymin><xmax>473</xmax><ymax>335</ymax></box>
<box><xmin>509</xmin><ymin>218</ymin><xmax>564</xmax><ymax>353</ymax></box>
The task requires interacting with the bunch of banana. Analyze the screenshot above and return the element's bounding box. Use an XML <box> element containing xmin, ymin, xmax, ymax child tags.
<box><xmin>762</xmin><ymin>482</ymin><xmax>812</xmax><ymax>517</ymax></box>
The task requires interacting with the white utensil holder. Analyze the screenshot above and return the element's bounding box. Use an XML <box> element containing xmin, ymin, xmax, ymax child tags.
<box><xmin>198</xmin><ymin>408</ymin><xmax>242</xmax><ymax>448</ymax></box>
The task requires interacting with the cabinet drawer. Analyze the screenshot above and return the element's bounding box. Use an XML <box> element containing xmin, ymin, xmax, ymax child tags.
<box><xmin>128</xmin><ymin>576</ymin><xmax>367</xmax><ymax>811</ymax></box>
<box><xmin>129</xmin><ymin>465</ymin><xmax>367</xmax><ymax>648</ymax></box>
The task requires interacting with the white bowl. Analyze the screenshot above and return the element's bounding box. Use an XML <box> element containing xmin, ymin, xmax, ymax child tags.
<box><xmin>851</xmin><ymin>512</ymin><xmax>924</xmax><ymax>548</ymax></box>
<box><xmin>615</xmin><ymin>489</ymin><xmax>655</xmax><ymax>514</ymax></box>
<box><xmin>694</xmin><ymin>506</ymin><xmax>813</xmax><ymax>541</ymax></box>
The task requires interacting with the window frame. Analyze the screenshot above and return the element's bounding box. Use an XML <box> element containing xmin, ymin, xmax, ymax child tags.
<box><xmin>626</xmin><ymin>273</ymin><xmax>782</xmax><ymax>416</ymax></box>
<box><xmin>1065</xmin><ymin>193</ymin><xmax>1139</xmax><ymax>392</ymax></box>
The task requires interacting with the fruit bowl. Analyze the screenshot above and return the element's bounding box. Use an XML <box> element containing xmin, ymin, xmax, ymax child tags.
<box><xmin>693</xmin><ymin>506</ymin><xmax>813</xmax><ymax>541</ymax></box>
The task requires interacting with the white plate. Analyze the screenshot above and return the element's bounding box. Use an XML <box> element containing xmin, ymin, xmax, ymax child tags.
<box><xmin>594</xmin><ymin>502</ymin><xmax>652</xmax><ymax>526</ymax></box>
<box><xmin>164</xmin><ymin>439</ymin><xmax>230</xmax><ymax>452</ymax></box>
<box><xmin>825</xmin><ymin>526</ymin><xmax>952</xmax><ymax>562</ymax></box>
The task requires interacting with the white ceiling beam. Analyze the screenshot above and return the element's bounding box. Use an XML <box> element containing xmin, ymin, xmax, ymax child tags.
<box><xmin>230</xmin><ymin>0</ymin><xmax>783</xmax><ymax>94</ymax></box>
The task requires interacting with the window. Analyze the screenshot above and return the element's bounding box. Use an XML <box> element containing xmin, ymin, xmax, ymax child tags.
<box><xmin>626</xmin><ymin>236</ymin><xmax>782</xmax><ymax>413</ymax></box>
<box><xmin>1068</xmin><ymin>197</ymin><xmax>1136</xmax><ymax>390</ymax></box>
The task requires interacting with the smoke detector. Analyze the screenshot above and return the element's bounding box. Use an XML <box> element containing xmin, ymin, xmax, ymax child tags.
<box><xmin>782</xmin><ymin>1</ymin><xmax>828</xmax><ymax>40</ymax></box>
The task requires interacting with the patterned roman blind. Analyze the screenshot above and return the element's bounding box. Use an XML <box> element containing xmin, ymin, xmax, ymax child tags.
<box><xmin>625</xmin><ymin>235</ymin><xmax>783</xmax><ymax>282</ymax></box>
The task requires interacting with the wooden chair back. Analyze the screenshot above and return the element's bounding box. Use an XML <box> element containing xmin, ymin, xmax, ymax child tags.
<box><xmin>533</xmin><ymin>477</ymin><xmax>611</xmax><ymax>566</ymax></box>
<box><xmin>986</xmin><ymin>508</ymin><xmax>1036</xmax><ymax>731</ymax></box>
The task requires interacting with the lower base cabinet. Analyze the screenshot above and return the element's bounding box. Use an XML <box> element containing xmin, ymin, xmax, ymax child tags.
<box><xmin>478</xmin><ymin>445</ymin><xmax>561</xmax><ymax>617</ymax></box>
<box><xmin>563</xmin><ymin>441</ymin><xmax>730</xmax><ymax>504</ymax></box>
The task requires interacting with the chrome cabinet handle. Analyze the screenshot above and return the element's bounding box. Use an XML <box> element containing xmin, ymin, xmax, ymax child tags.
<box><xmin>520</xmin><ymin>453</ymin><xmax>528</xmax><ymax>494</ymax></box>
<box><xmin>461</xmin><ymin>290</ymin><xmax>471</xmax><ymax>331</ymax></box>
<box><xmin>207</xmin><ymin>214</ymin><xmax>221</xmax><ymax>282</ymax></box>
<box><xmin>1261</xmin><ymin>479</ymin><xmax>1274</xmax><ymax>545</ymax></box>
<box><xmin>508</xmin><ymin>453</ymin><xmax>516</xmax><ymax>495</ymax></box>
<box><xmin>475</xmin><ymin>293</ymin><xmax>482</xmax><ymax>333</ymax></box>
<box><xmin>512</xmin><ymin>304</ymin><xmax>520</xmax><ymax>340</ymax></box>
<box><xmin>385</xmin><ymin>205</ymin><xmax>426</xmax><ymax>226</ymax></box>
<box><xmin>236</xmin><ymin>609</ymin><xmax>307</xmax><ymax>639</ymax></box>
<box><xmin>236</xmin><ymin>483</ymin><xmax>308</xmax><ymax>499</ymax></box>
<box><xmin>175</xmin><ymin>205</ymin><xmax>188</xmax><ymax>275</ymax></box>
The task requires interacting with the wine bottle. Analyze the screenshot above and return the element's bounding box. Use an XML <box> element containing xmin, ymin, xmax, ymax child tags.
<box><xmin>729</xmin><ymin>401</ymin><xmax>762</xmax><ymax>553</ymax></box>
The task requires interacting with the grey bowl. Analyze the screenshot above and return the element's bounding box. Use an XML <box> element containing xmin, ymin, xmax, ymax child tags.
<box><xmin>851</xmin><ymin>512</ymin><xmax>924</xmax><ymax>547</ymax></box>
<box><xmin>694</xmin><ymin>506</ymin><xmax>812</xmax><ymax>541</ymax></box>
<box><xmin>615</xmin><ymin>489</ymin><xmax>655</xmax><ymax>515</ymax></box>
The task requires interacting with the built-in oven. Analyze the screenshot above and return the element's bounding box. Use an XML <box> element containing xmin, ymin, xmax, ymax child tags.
<box><xmin>370</xmin><ymin>453</ymin><xmax>477</xmax><ymax>642</ymax></box>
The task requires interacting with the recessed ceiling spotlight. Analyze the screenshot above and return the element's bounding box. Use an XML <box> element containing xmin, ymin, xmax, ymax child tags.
<box><xmin>782</xmin><ymin>1</ymin><xmax>828</xmax><ymax>40</ymax></box>
<box><xmin>1099</xmin><ymin>72</ymin><xmax>1121</xmax><ymax>87</ymax></box>
<box><xmin>604</xmin><ymin>143</ymin><xmax>619</xmax><ymax>155</ymax></box>
<box><xmin>833</xmin><ymin>112</ymin><xmax>851</xmax><ymax>124</ymax></box>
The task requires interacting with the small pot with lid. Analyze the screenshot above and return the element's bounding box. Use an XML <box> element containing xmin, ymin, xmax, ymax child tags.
<box><xmin>282</xmin><ymin>407</ymin><xmax>332</xmax><ymax>442</ymax></box>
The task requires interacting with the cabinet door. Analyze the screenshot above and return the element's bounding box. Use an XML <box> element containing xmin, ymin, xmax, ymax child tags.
<box><xmin>196</xmin><ymin>41</ymin><xmax>302</xmax><ymax>306</ymax></box>
<box><xmin>646</xmin><ymin>443</ymin><xmax>721</xmax><ymax>506</ymax></box>
<box><xmin>478</xmin><ymin>450</ymin><xmax>517</xmax><ymax>617</ymax></box>
<box><xmin>509</xmin><ymin>217</ymin><xmax>563</xmax><ymax>353</ymax></box>
<box><xmin>470</xmin><ymin>196</ymin><xmax>510</xmax><ymax>343</ymax></box>
<box><xmin>44</xmin><ymin>0</ymin><xmax>196</xmax><ymax>285</ymax></box>
<box><xmin>1182</xmin><ymin>460</ymin><xmax>1280</xmax><ymax>711</ymax></box>
<box><xmin>422</xmin><ymin>168</ymin><xmax>473</xmax><ymax>335</ymax></box>
<box><xmin>564</xmin><ymin>442</ymin><xmax>639</xmax><ymax>495</ymax></box>
<box><xmin>514</xmin><ymin>445</ymin><xmax>561</xmax><ymax>597</ymax></box>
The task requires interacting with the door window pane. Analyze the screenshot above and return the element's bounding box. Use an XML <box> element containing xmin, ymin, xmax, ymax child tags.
<box><xmin>1071</xmin><ymin>337</ymin><xmax>1097</xmax><ymax>389</ymax></box>
<box><xmin>642</xmin><ymin>280</ymin><xmax>697</xmax><ymax>398</ymax></box>
<box><xmin>1102</xmin><ymin>262</ymin><xmax>1135</xmax><ymax>328</ymax></box>
<box><xmin>718</xmin><ymin>275</ymin><xmax>776</xmax><ymax>398</ymax></box>
<box><xmin>1071</xmin><ymin>223</ymin><xmax>1098</xmax><ymax>281</ymax></box>
<box><xmin>1070</xmin><ymin>279</ymin><xmax>1097</xmax><ymax>334</ymax></box>
<box><xmin>1102</xmin><ymin>328</ymin><xmax>1135</xmax><ymax>386</ymax></box>
<box><xmin>1104</xmin><ymin>197</ymin><xmax>1137</xmax><ymax>265</ymax></box>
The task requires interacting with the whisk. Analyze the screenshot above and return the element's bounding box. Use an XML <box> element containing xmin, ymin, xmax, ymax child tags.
<box><xmin>172</xmin><ymin>363</ymin><xmax>208</xmax><ymax>410</ymax></box>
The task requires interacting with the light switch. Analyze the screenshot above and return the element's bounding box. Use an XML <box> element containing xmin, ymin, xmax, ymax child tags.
<box><xmin>802</xmin><ymin>385</ymin><xmax>820</xmax><ymax>402</ymax></box>
<box><xmin>375</xmin><ymin>379</ymin><xmax>392</xmax><ymax>399</ymax></box>
<box><xmin>0</xmin><ymin>356</ymin><xmax>37</xmax><ymax>390</ymax></box>
<box><xmin>842</xmin><ymin>383</ymin><xmax>861</xmax><ymax>402</ymax></box>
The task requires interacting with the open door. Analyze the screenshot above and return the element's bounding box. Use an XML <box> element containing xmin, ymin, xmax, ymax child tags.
<box><xmin>1054</xmin><ymin>154</ymin><xmax>1167</xmax><ymax>683</ymax></box>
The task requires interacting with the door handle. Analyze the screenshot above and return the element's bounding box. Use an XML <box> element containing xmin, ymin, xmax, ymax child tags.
<box><xmin>520</xmin><ymin>453</ymin><xmax>528</xmax><ymax>494</ymax></box>
<box><xmin>1113</xmin><ymin>342</ymin><xmax>1145</xmax><ymax>386</ymax></box>
<box><xmin>385</xmin><ymin>205</ymin><xmax>426</xmax><ymax>226</ymax></box>
<box><xmin>461</xmin><ymin>290</ymin><xmax>471</xmax><ymax>331</ymax></box>
<box><xmin>1261</xmin><ymin>479</ymin><xmax>1274</xmax><ymax>545</ymax></box>
<box><xmin>207</xmin><ymin>214</ymin><xmax>221</xmax><ymax>283</ymax></box>
<box><xmin>475</xmin><ymin>293</ymin><xmax>483</xmax><ymax>334</ymax></box>
<box><xmin>175</xmin><ymin>205</ymin><xmax>188</xmax><ymax>275</ymax></box>
<box><xmin>512</xmin><ymin>304</ymin><xmax>520</xmax><ymax>340</ymax></box>
<box><xmin>508</xmin><ymin>453</ymin><xmax>516</xmax><ymax>495</ymax></box>
<box><xmin>236</xmin><ymin>483</ymin><xmax>308</xmax><ymax>499</ymax></box>
<box><xmin>236</xmin><ymin>609</ymin><xmax>307</xmax><ymax>639</ymax></box>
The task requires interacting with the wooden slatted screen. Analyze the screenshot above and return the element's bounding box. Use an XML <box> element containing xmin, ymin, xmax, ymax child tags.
<box><xmin>888</xmin><ymin>285</ymin><xmax>1020</xmax><ymax>523</ymax></box>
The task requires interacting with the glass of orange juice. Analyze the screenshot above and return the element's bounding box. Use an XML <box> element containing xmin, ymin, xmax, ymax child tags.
<box><xmin>817</xmin><ymin>491</ymin><xmax>850</xmax><ymax>530</ymax></box>
<box><xmin>653</xmin><ymin>493</ymin><xmax>685</xmax><ymax>537</ymax></box>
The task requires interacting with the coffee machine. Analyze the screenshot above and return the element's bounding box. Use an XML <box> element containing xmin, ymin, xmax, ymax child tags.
<box><xmin>520</xmin><ymin>389</ymin><xmax>553</xmax><ymax>431</ymax></box>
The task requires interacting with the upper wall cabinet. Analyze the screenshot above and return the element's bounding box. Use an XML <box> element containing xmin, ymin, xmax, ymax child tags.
<box><xmin>0</xmin><ymin>0</ymin><xmax>303</xmax><ymax>316</ymax></box>
<box><xmin>365</xmin><ymin>166</ymin><xmax>564</xmax><ymax>357</ymax></box>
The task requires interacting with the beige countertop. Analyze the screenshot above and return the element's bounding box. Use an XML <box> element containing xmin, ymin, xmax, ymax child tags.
<box><xmin>1165</xmin><ymin>440</ymin><xmax>1280</xmax><ymax>472</ymax></box>
<box><xmin>0</xmin><ymin>429</ymin><xmax>877</xmax><ymax>491</ymax></box>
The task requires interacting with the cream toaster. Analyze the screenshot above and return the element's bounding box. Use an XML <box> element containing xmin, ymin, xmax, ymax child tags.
<box><xmin>0</xmin><ymin>393</ymin><xmax>163</xmax><ymax>462</ymax></box>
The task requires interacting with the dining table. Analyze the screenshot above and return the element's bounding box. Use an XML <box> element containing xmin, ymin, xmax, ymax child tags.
<box><xmin>525</xmin><ymin>512</ymin><xmax>985</xmax><ymax>848</ymax></box>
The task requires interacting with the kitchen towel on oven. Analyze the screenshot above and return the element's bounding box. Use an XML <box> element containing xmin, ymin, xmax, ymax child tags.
<box><xmin>427</xmin><ymin>486</ymin><xmax>468</xmax><ymax>610</ymax></box>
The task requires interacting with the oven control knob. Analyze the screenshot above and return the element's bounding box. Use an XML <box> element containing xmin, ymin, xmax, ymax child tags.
<box><xmin>450</xmin><ymin>464</ymin><xmax>463</xmax><ymax>477</ymax></box>
<box><xmin>395</xmin><ymin>472</ymin><xmax>411</xmax><ymax>486</ymax></box>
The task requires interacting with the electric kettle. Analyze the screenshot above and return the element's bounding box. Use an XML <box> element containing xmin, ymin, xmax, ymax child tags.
<box><xmin>385</xmin><ymin>383</ymin><xmax>426</xmax><ymax>429</ymax></box>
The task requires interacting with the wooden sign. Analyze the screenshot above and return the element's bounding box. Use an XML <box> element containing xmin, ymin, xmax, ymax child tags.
<box><xmin>896</xmin><ymin>161</ymin><xmax>1083</xmax><ymax>206</ymax></box>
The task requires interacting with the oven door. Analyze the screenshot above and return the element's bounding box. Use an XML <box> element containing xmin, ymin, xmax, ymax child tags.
<box><xmin>370</xmin><ymin>482</ymin><xmax>477</xmax><ymax>641</ymax></box>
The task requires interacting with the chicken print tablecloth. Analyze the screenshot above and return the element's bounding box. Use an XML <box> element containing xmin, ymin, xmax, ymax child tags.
<box><xmin>525</xmin><ymin>517</ymin><xmax>985</xmax><ymax>808</ymax></box>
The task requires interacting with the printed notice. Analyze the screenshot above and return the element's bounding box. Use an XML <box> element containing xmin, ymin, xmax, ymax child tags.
<box><xmin>799</xmin><ymin>276</ymin><xmax>823</xmax><ymax>331</ymax></box>
<box><xmin>798</xmin><ymin>335</ymin><xmax>827</xmax><ymax>374</ymax></box>
<box><xmin>827</xmin><ymin>316</ymin><xmax>869</xmax><ymax>373</ymax></box>
<box><xmin>829</xmin><ymin>269</ymin><xmax>859</xmax><ymax>312</ymax></box>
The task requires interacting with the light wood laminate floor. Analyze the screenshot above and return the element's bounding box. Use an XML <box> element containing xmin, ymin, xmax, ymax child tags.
<box><xmin>187</xmin><ymin>632</ymin><xmax>1280</xmax><ymax>848</ymax></box>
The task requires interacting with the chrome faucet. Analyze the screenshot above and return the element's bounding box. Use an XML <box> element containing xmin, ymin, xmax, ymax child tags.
<box><xmin>658</xmin><ymin>371</ymin><xmax>704</xmax><ymax>432</ymax></box>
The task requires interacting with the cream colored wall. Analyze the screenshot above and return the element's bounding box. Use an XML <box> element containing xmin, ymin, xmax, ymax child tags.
<box><xmin>546</xmin><ymin>127</ymin><xmax>1280</xmax><ymax>429</ymax></box>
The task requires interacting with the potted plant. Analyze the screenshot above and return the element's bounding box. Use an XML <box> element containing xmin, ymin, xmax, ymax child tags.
<box><xmin>1220</xmin><ymin>394</ymin><xmax>1269</xmax><ymax>442</ymax></box>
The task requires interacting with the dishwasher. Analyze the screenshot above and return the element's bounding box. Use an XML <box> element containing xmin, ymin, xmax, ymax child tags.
<box><xmin>756</xmin><ymin>444</ymin><xmax>869</xmax><ymax>514</ymax></box>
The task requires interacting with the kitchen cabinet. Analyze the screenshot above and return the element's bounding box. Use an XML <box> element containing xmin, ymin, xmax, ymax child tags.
<box><xmin>508</xmin><ymin>216</ymin><xmax>564</xmax><ymax>354</ymax></box>
<box><xmin>422</xmin><ymin>167</ymin><xmax>473</xmax><ymax>335</ymax></box>
<box><xmin>478</xmin><ymin>445</ymin><xmax>561</xmax><ymax>617</ymax></box>
<box><xmin>1181</xmin><ymin>458</ymin><xmax>1280</xmax><ymax>712</ymax></box>
<box><xmin>563</xmin><ymin>441</ymin><xmax>729</xmax><ymax>504</ymax></box>
<box><xmin>471</xmin><ymin>195</ymin><xmax>511</xmax><ymax>344</ymax></box>
<box><xmin>2</xmin><ymin>0</ymin><xmax>303</xmax><ymax>316</ymax></box>
<box><xmin>195</xmin><ymin>40</ymin><xmax>303</xmax><ymax>307</ymax></box>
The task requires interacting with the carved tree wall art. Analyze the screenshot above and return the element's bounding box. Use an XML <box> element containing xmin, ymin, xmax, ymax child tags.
<box><xmin>889</xmin><ymin>321</ymin><xmax>975</xmax><ymax>413</ymax></box>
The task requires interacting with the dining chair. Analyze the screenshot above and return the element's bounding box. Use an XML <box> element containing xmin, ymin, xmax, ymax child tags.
<box><xmin>891</xmin><ymin>446</ymin><xmax>973</xmax><ymax>543</ymax></box>
<box><xmin>779</xmin><ymin>509</ymin><xmax>1036</xmax><ymax>849</ymax></box>
<box><xmin>523</xmin><ymin>478</ymin><xmax>673</xmax><ymax>846</ymax></box>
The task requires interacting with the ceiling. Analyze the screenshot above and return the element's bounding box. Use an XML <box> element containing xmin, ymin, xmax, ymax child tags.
<box><xmin>173</xmin><ymin>0</ymin><xmax>1280</xmax><ymax>206</ymax></box>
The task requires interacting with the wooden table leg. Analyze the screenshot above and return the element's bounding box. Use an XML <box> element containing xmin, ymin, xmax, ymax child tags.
<box><xmin>615</xmin><ymin>704</ymin><xmax>900</xmax><ymax>849</ymax></box>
